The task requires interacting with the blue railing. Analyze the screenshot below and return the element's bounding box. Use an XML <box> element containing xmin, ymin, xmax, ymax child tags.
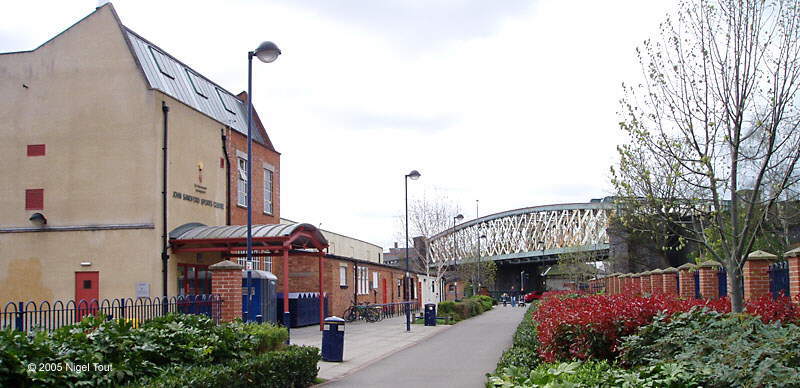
<box><xmin>717</xmin><ymin>267</ymin><xmax>728</xmax><ymax>297</ymax></box>
<box><xmin>1</xmin><ymin>294</ymin><xmax>222</xmax><ymax>332</ymax></box>
<box><xmin>769</xmin><ymin>261</ymin><xmax>790</xmax><ymax>298</ymax></box>
<box><xmin>276</xmin><ymin>293</ymin><xmax>329</xmax><ymax>328</ymax></box>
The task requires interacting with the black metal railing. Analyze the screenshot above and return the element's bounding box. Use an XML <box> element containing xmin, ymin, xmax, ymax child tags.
<box><xmin>693</xmin><ymin>271</ymin><xmax>701</xmax><ymax>299</ymax></box>
<box><xmin>1</xmin><ymin>294</ymin><xmax>222</xmax><ymax>332</ymax></box>
<box><xmin>769</xmin><ymin>261</ymin><xmax>789</xmax><ymax>299</ymax></box>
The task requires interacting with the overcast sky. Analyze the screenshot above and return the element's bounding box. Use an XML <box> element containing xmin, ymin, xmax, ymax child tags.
<box><xmin>1</xmin><ymin>0</ymin><xmax>673</xmax><ymax>249</ymax></box>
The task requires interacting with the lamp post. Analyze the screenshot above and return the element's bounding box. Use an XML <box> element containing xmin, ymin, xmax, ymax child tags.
<box><xmin>404</xmin><ymin>169</ymin><xmax>421</xmax><ymax>332</ymax></box>
<box><xmin>452</xmin><ymin>214</ymin><xmax>463</xmax><ymax>302</ymax></box>
<box><xmin>245</xmin><ymin>41</ymin><xmax>281</xmax><ymax>285</ymax></box>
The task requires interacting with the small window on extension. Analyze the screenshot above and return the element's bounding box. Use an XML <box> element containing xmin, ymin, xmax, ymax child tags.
<box><xmin>148</xmin><ymin>46</ymin><xmax>175</xmax><ymax>79</ymax></box>
<box><xmin>186</xmin><ymin>69</ymin><xmax>207</xmax><ymax>98</ymax></box>
<box><xmin>216</xmin><ymin>88</ymin><xmax>237</xmax><ymax>114</ymax></box>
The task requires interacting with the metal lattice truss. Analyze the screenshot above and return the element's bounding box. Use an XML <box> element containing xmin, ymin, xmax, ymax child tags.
<box><xmin>428</xmin><ymin>203</ymin><xmax>612</xmax><ymax>265</ymax></box>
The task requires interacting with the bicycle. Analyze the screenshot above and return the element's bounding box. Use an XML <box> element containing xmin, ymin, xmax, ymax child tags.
<box><xmin>343</xmin><ymin>302</ymin><xmax>382</xmax><ymax>323</ymax></box>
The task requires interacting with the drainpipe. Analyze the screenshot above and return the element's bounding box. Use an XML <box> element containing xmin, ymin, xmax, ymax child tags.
<box><xmin>161</xmin><ymin>101</ymin><xmax>170</xmax><ymax>306</ymax></box>
<box><xmin>221</xmin><ymin>128</ymin><xmax>231</xmax><ymax>226</ymax></box>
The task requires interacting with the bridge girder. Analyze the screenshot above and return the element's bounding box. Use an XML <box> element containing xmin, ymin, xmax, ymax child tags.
<box><xmin>428</xmin><ymin>202</ymin><xmax>613</xmax><ymax>266</ymax></box>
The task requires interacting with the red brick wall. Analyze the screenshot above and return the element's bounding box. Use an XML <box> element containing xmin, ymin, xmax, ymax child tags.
<box><xmin>269</xmin><ymin>253</ymin><xmax>419</xmax><ymax>317</ymax></box>
<box><xmin>444</xmin><ymin>281</ymin><xmax>465</xmax><ymax>301</ymax></box>
<box><xmin>226</xmin><ymin>128</ymin><xmax>280</xmax><ymax>225</ymax></box>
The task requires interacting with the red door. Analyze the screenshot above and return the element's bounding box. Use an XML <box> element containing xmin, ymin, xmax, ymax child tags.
<box><xmin>75</xmin><ymin>272</ymin><xmax>99</xmax><ymax>321</ymax></box>
<box><xmin>382</xmin><ymin>278</ymin><xmax>387</xmax><ymax>304</ymax></box>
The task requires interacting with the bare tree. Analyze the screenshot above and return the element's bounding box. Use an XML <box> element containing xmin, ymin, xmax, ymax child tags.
<box><xmin>397</xmin><ymin>192</ymin><xmax>461</xmax><ymax>301</ymax></box>
<box><xmin>612</xmin><ymin>0</ymin><xmax>800</xmax><ymax>312</ymax></box>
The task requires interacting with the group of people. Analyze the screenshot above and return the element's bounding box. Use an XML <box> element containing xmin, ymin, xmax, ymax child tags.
<box><xmin>500</xmin><ymin>286</ymin><xmax>524</xmax><ymax>307</ymax></box>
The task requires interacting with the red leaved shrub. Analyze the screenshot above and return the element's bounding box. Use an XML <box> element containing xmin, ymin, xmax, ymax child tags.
<box><xmin>532</xmin><ymin>293</ymin><xmax>799</xmax><ymax>363</ymax></box>
<box><xmin>744</xmin><ymin>294</ymin><xmax>798</xmax><ymax>323</ymax></box>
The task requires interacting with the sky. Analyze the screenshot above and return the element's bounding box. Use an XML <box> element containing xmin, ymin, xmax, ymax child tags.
<box><xmin>0</xmin><ymin>0</ymin><xmax>673</xmax><ymax>249</ymax></box>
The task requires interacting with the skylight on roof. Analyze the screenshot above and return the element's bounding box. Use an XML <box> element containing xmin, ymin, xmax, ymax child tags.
<box><xmin>148</xmin><ymin>46</ymin><xmax>175</xmax><ymax>79</ymax></box>
<box><xmin>216</xmin><ymin>88</ymin><xmax>237</xmax><ymax>114</ymax></box>
<box><xmin>186</xmin><ymin>69</ymin><xmax>207</xmax><ymax>98</ymax></box>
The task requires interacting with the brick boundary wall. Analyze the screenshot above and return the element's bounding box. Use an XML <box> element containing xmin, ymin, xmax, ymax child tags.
<box><xmin>631</xmin><ymin>274</ymin><xmax>641</xmax><ymax>295</ymax></box>
<box><xmin>743</xmin><ymin>251</ymin><xmax>777</xmax><ymax>301</ymax></box>
<box><xmin>210</xmin><ymin>260</ymin><xmax>244</xmax><ymax>323</ymax></box>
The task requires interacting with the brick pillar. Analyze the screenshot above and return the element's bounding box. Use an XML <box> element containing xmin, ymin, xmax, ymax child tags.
<box><xmin>698</xmin><ymin>260</ymin><xmax>721</xmax><ymax>299</ymax></box>
<box><xmin>210</xmin><ymin>260</ymin><xmax>243</xmax><ymax>323</ymax></box>
<box><xmin>650</xmin><ymin>270</ymin><xmax>664</xmax><ymax>294</ymax></box>
<box><xmin>743</xmin><ymin>250</ymin><xmax>777</xmax><ymax>301</ymax></box>
<box><xmin>608</xmin><ymin>274</ymin><xmax>616</xmax><ymax>294</ymax></box>
<box><xmin>631</xmin><ymin>274</ymin><xmax>641</xmax><ymax>295</ymax></box>
<box><xmin>662</xmin><ymin>267</ymin><xmax>678</xmax><ymax>296</ymax></box>
<box><xmin>618</xmin><ymin>274</ymin><xmax>627</xmax><ymax>294</ymax></box>
<box><xmin>639</xmin><ymin>271</ymin><xmax>651</xmax><ymax>295</ymax></box>
<box><xmin>786</xmin><ymin>247</ymin><xmax>800</xmax><ymax>303</ymax></box>
<box><xmin>677</xmin><ymin>263</ymin><xmax>696</xmax><ymax>299</ymax></box>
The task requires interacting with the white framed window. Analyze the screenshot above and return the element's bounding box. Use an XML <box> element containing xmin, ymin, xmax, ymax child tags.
<box><xmin>339</xmin><ymin>265</ymin><xmax>348</xmax><ymax>287</ymax></box>
<box><xmin>236</xmin><ymin>253</ymin><xmax>264</xmax><ymax>271</ymax></box>
<box><xmin>237</xmin><ymin>157</ymin><xmax>247</xmax><ymax>207</ymax></box>
<box><xmin>263</xmin><ymin>168</ymin><xmax>273</xmax><ymax>215</ymax></box>
<box><xmin>372</xmin><ymin>271</ymin><xmax>379</xmax><ymax>289</ymax></box>
<box><xmin>357</xmin><ymin>267</ymin><xmax>369</xmax><ymax>295</ymax></box>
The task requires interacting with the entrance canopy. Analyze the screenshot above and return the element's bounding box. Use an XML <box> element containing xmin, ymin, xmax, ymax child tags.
<box><xmin>170</xmin><ymin>222</ymin><xmax>329</xmax><ymax>331</ymax></box>
<box><xmin>170</xmin><ymin>223</ymin><xmax>328</xmax><ymax>254</ymax></box>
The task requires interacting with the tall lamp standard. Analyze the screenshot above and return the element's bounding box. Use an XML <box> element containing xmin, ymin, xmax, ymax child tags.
<box><xmin>452</xmin><ymin>214</ymin><xmax>464</xmax><ymax>300</ymax></box>
<box><xmin>246</xmin><ymin>41</ymin><xmax>281</xmax><ymax>318</ymax></box>
<box><xmin>404</xmin><ymin>169</ymin><xmax>421</xmax><ymax>332</ymax></box>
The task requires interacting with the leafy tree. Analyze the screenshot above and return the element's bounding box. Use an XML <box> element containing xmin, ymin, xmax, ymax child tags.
<box><xmin>612</xmin><ymin>0</ymin><xmax>800</xmax><ymax>312</ymax></box>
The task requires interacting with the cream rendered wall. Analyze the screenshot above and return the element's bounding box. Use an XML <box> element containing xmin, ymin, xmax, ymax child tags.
<box><xmin>0</xmin><ymin>6</ymin><xmax>162</xmax><ymax>302</ymax></box>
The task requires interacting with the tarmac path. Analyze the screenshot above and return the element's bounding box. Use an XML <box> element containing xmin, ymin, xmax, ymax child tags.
<box><xmin>322</xmin><ymin>305</ymin><xmax>528</xmax><ymax>388</ymax></box>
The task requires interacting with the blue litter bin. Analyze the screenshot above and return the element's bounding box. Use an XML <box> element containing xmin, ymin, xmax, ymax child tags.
<box><xmin>424</xmin><ymin>303</ymin><xmax>437</xmax><ymax>326</ymax></box>
<box><xmin>321</xmin><ymin>316</ymin><xmax>345</xmax><ymax>362</ymax></box>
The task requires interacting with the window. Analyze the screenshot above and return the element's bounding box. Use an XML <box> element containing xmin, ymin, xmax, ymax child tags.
<box><xmin>236</xmin><ymin>254</ymin><xmax>264</xmax><ymax>271</ymax></box>
<box><xmin>25</xmin><ymin>189</ymin><xmax>43</xmax><ymax>210</ymax></box>
<box><xmin>339</xmin><ymin>265</ymin><xmax>348</xmax><ymax>287</ymax></box>
<box><xmin>186</xmin><ymin>69</ymin><xmax>208</xmax><ymax>98</ymax></box>
<box><xmin>217</xmin><ymin>88</ymin><xmax>237</xmax><ymax>114</ymax></box>
<box><xmin>177</xmin><ymin>264</ymin><xmax>211</xmax><ymax>296</ymax></box>
<box><xmin>397</xmin><ymin>279</ymin><xmax>401</xmax><ymax>295</ymax></box>
<box><xmin>148</xmin><ymin>46</ymin><xmax>175</xmax><ymax>79</ymax></box>
<box><xmin>263</xmin><ymin>169</ymin><xmax>273</xmax><ymax>215</ymax></box>
<box><xmin>372</xmin><ymin>271</ymin><xmax>379</xmax><ymax>289</ymax></box>
<box><xmin>27</xmin><ymin>144</ymin><xmax>45</xmax><ymax>156</ymax></box>
<box><xmin>237</xmin><ymin>158</ymin><xmax>247</xmax><ymax>207</ymax></box>
<box><xmin>357</xmin><ymin>267</ymin><xmax>369</xmax><ymax>295</ymax></box>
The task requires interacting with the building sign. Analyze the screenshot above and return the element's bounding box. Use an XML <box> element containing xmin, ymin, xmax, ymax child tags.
<box><xmin>172</xmin><ymin>191</ymin><xmax>224</xmax><ymax>210</ymax></box>
<box><xmin>136</xmin><ymin>282</ymin><xmax>150</xmax><ymax>298</ymax></box>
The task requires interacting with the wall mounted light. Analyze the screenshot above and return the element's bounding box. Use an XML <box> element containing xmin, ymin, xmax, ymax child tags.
<box><xmin>80</xmin><ymin>262</ymin><xmax>92</xmax><ymax>267</ymax></box>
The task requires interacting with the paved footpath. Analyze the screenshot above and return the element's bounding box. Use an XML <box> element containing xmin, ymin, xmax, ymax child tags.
<box><xmin>291</xmin><ymin>312</ymin><xmax>450</xmax><ymax>381</ymax></box>
<box><xmin>320</xmin><ymin>305</ymin><xmax>528</xmax><ymax>388</ymax></box>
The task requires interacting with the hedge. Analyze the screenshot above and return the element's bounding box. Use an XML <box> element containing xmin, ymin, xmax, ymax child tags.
<box><xmin>437</xmin><ymin>295</ymin><xmax>493</xmax><ymax>322</ymax></box>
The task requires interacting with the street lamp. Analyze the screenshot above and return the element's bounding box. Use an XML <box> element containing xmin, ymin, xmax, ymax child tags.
<box><xmin>246</xmin><ymin>41</ymin><xmax>281</xmax><ymax>322</ymax></box>
<box><xmin>404</xmin><ymin>169</ymin><xmax>420</xmax><ymax>332</ymax></box>
<box><xmin>450</xmin><ymin>214</ymin><xmax>463</xmax><ymax>302</ymax></box>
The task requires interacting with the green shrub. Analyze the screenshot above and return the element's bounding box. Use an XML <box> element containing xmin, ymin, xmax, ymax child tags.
<box><xmin>437</xmin><ymin>301</ymin><xmax>456</xmax><ymax>315</ymax></box>
<box><xmin>620</xmin><ymin>309</ymin><xmax>800</xmax><ymax>387</ymax></box>
<box><xmin>487</xmin><ymin>361</ymin><xmax>702</xmax><ymax>388</ymax></box>
<box><xmin>0</xmin><ymin>314</ymin><xmax>295</xmax><ymax>387</ymax></box>
<box><xmin>136</xmin><ymin>345</ymin><xmax>320</xmax><ymax>388</ymax></box>
<box><xmin>473</xmin><ymin>295</ymin><xmax>494</xmax><ymax>311</ymax></box>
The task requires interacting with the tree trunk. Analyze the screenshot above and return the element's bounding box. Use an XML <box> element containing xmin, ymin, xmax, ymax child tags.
<box><xmin>726</xmin><ymin>260</ymin><xmax>745</xmax><ymax>313</ymax></box>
